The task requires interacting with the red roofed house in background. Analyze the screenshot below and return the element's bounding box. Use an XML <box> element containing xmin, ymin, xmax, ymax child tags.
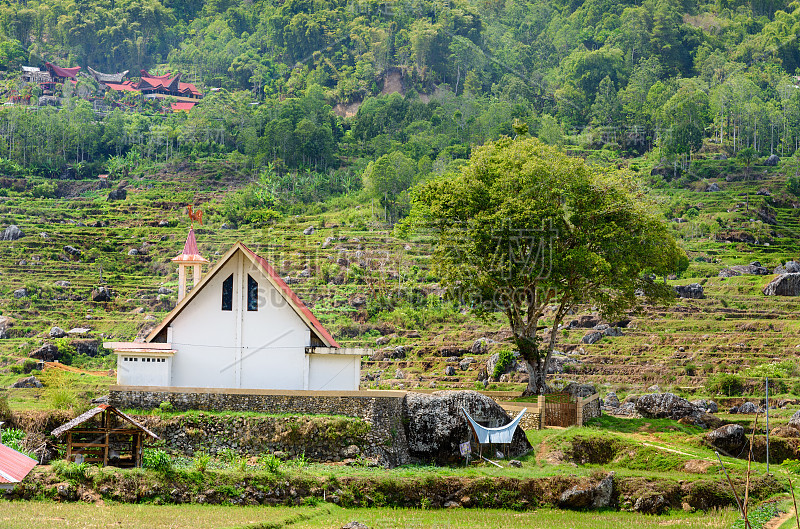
<box><xmin>0</xmin><ymin>440</ymin><xmax>37</xmax><ymax>490</ymax></box>
<box><xmin>106</xmin><ymin>230</ymin><xmax>366</xmax><ymax>391</ymax></box>
<box><xmin>102</xmin><ymin>70</ymin><xmax>203</xmax><ymax>104</ymax></box>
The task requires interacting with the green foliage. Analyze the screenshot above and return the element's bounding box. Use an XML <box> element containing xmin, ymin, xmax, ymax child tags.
<box><xmin>193</xmin><ymin>451</ymin><xmax>211</xmax><ymax>472</ymax></box>
<box><xmin>787</xmin><ymin>176</ymin><xmax>800</xmax><ymax>196</ymax></box>
<box><xmin>492</xmin><ymin>349</ymin><xmax>516</xmax><ymax>379</ymax></box>
<box><xmin>158</xmin><ymin>401</ymin><xmax>174</xmax><ymax>413</ymax></box>
<box><xmin>706</xmin><ymin>373</ymin><xmax>744</xmax><ymax>396</ymax></box>
<box><xmin>142</xmin><ymin>448</ymin><xmax>172</xmax><ymax>472</ymax></box>
<box><xmin>30</xmin><ymin>182</ymin><xmax>57</xmax><ymax>198</ymax></box>
<box><xmin>731</xmin><ymin>502</ymin><xmax>784</xmax><ymax>529</ymax></box>
<box><xmin>411</xmin><ymin>136</ymin><xmax>684</xmax><ymax>393</ymax></box>
<box><xmin>51</xmin><ymin>460</ymin><xmax>90</xmax><ymax>481</ymax></box>
<box><xmin>1</xmin><ymin>428</ymin><xmax>34</xmax><ymax>458</ymax></box>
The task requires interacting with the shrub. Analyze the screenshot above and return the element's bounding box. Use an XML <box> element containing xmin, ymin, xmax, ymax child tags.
<box><xmin>193</xmin><ymin>451</ymin><xmax>211</xmax><ymax>472</ymax></box>
<box><xmin>30</xmin><ymin>182</ymin><xmax>57</xmax><ymax>198</ymax></box>
<box><xmin>258</xmin><ymin>453</ymin><xmax>281</xmax><ymax>472</ymax></box>
<box><xmin>493</xmin><ymin>349</ymin><xmax>516</xmax><ymax>378</ymax></box>
<box><xmin>706</xmin><ymin>373</ymin><xmax>744</xmax><ymax>396</ymax></box>
<box><xmin>158</xmin><ymin>401</ymin><xmax>173</xmax><ymax>413</ymax></box>
<box><xmin>52</xmin><ymin>460</ymin><xmax>90</xmax><ymax>481</ymax></box>
<box><xmin>142</xmin><ymin>448</ymin><xmax>172</xmax><ymax>472</ymax></box>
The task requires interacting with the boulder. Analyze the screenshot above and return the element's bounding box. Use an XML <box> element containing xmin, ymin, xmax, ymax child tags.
<box><xmin>604</xmin><ymin>392</ymin><xmax>620</xmax><ymax>408</ymax></box>
<box><xmin>548</xmin><ymin>353</ymin><xmax>580</xmax><ymax>374</ymax></box>
<box><xmin>49</xmin><ymin>326</ymin><xmax>67</xmax><ymax>338</ymax></box>
<box><xmin>568</xmin><ymin>315</ymin><xmax>603</xmax><ymax>329</ymax></box>
<box><xmin>444</xmin><ymin>366</ymin><xmax>456</xmax><ymax>376</ymax></box>
<box><xmin>691</xmin><ymin>399</ymin><xmax>718</xmax><ymax>414</ymax></box>
<box><xmin>63</xmin><ymin>245</ymin><xmax>81</xmax><ymax>257</ymax></box>
<box><xmin>91</xmin><ymin>287</ymin><xmax>112</xmax><ymax>302</ymax></box>
<box><xmin>486</xmin><ymin>352</ymin><xmax>518</xmax><ymax>377</ymax></box>
<box><xmin>459</xmin><ymin>358</ymin><xmax>475</xmax><ymax>371</ymax></box>
<box><xmin>1</xmin><ymin>225</ymin><xmax>23</xmax><ymax>241</ymax></box>
<box><xmin>581</xmin><ymin>331</ymin><xmax>604</xmax><ymax>345</ymax></box>
<box><xmin>738</xmin><ymin>401</ymin><xmax>758</xmax><ymax>414</ymax></box>
<box><xmin>706</xmin><ymin>182</ymin><xmax>721</xmax><ymax>192</ymax></box>
<box><xmin>12</xmin><ymin>376</ymin><xmax>42</xmax><ymax>388</ymax></box>
<box><xmin>471</xmin><ymin>337</ymin><xmax>493</xmax><ymax>355</ymax></box>
<box><xmin>633</xmin><ymin>494</ymin><xmax>670</xmax><ymax>515</ymax></box>
<box><xmin>303</xmin><ymin>226</ymin><xmax>315</xmax><ymax>235</ymax></box>
<box><xmin>558</xmin><ymin>472</ymin><xmax>615</xmax><ymax>510</ymax></box>
<box><xmin>788</xmin><ymin>409</ymin><xmax>800</xmax><ymax>430</ymax></box>
<box><xmin>765</xmin><ymin>154</ymin><xmax>780</xmax><ymax>166</ymax></box>
<box><xmin>341</xmin><ymin>523</ymin><xmax>368</xmax><ymax>529</ymax></box>
<box><xmin>53</xmin><ymin>280</ymin><xmax>71</xmax><ymax>287</ymax></box>
<box><xmin>770</xmin><ymin>426</ymin><xmax>800</xmax><ymax>438</ymax></box>
<box><xmin>107</xmin><ymin>187</ymin><xmax>127</xmax><ymax>201</ymax></box>
<box><xmin>73</xmin><ymin>339</ymin><xmax>99</xmax><ymax>357</ymax></box>
<box><xmin>635</xmin><ymin>393</ymin><xmax>700</xmax><ymax>421</ymax></box>
<box><xmin>127</xmin><ymin>248</ymin><xmax>139</xmax><ymax>256</ymax></box>
<box><xmin>604</xmin><ymin>327</ymin><xmax>623</xmax><ymax>337</ymax></box>
<box><xmin>157</xmin><ymin>287</ymin><xmax>173</xmax><ymax>295</ymax></box>
<box><xmin>0</xmin><ymin>316</ymin><xmax>13</xmax><ymax>339</ymax></box>
<box><xmin>705</xmin><ymin>424</ymin><xmax>746</xmax><ymax>454</ymax></box>
<box><xmin>13</xmin><ymin>288</ymin><xmax>27</xmax><ymax>299</ymax></box>
<box><xmin>30</xmin><ymin>343</ymin><xmax>59</xmax><ymax>362</ymax></box>
<box><xmin>763</xmin><ymin>273</ymin><xmax>800</xmax><ymax>296</ymax></box>
<box><xmin>402</xmin><ymin>390</ymin><xmax>531</xmax><ymax>464</ymax></box>
<box><xmin>675</xmin><ymin>283</ymin><xmax>705</xmax><ymax>299</ymax></box>
<box><xmin>720</xmin><ymin>262</ymin><xmax>770</xmax><ymax>278</ymax></box>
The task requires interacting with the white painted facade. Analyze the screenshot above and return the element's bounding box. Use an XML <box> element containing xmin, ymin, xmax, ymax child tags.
<box><xmin>108</xmin><ymin>242</ymin><xmax>366</xmax><ymax>392</ymax></box>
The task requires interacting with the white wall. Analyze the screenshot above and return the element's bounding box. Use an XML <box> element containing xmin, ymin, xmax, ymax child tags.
<box><xmin>308</xmin><ymin>355</ymin><xmax>360</xmax><ymax>391</ymax></box>
<box><xmin>168</xmin><ymin>249</ymin><xmax>313</xmax><ymax>390</ymax></box>
<box><xmin>117</xmin><ymin>355</ymin><xmax>170</xmax><ymax>386</ymax></box>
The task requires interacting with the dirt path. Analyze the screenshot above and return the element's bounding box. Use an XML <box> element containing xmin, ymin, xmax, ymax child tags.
<box><xmin>764</xmin><ymin>508</ymin><xmax>794</xmax><ymax>529</ymax></box>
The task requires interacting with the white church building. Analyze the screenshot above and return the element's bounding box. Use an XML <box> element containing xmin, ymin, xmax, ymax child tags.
<box><xmin>106</xmin><ymin>229</ymin><xmax>365</xmax><ymax>392</ymax></box>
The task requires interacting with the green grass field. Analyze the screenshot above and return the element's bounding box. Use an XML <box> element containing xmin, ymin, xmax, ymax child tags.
<box><xmin>0</xmin><ymin>501</ymin><xmax>741</xmax><ymax>529</ymax></box>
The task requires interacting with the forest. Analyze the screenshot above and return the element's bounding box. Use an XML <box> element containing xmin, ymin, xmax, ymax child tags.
<box><xmin>0</xmin><ymin>0</ymin><xmax>797</xmax><ymax>219</ymax></box>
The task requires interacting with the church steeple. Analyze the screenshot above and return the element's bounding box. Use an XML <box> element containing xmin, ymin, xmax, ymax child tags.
<box><xmin>171</xmin><ymin>227</ymin><xmax>209</xmax><ymax>301</ymax></box>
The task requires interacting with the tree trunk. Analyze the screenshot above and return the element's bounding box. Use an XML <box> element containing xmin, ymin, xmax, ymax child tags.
<box><xmin>517</xmin><ymin>336</ymin><xmax>549</xmax><ymax>396</ymax></box>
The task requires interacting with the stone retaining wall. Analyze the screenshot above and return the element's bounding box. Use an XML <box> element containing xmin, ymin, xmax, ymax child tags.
<box><xmin>110</xmin><ymin>386</ymin><xmax>411</xmax><ymax>466</ymax></box>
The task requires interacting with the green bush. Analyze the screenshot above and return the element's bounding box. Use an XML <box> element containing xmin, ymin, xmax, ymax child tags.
<box><xmin>52</xmin><ymin>460</ymin><xmax>90</xmax><ymax>481</ymax></box>
<box><xmin>493</xmin><ymin>349</ymin><xmax>516</xmax><ymax>378</ymax></box>
<box><xmin>706</xmin><ymin>373</ymin><xmax>744</xmax><ymax>396</ymax></box>
<box><xmin>30</xmin><ymin>182</ymin><xmax>57</xmax><ymax>198</ymax></box>
<box><xmin>142</xmin><ymin>448</ymin><xmax>172</xmax><ymax>472</ymax></box>
<box><xmin>193</xmin><ymin>450</ymin><xmax>211</xmax><ymax>472</ymax></box>
<box><xmin>258</xmin><ymin>453</ymin><xmax>281</xmax><ymax>472</ymax></box>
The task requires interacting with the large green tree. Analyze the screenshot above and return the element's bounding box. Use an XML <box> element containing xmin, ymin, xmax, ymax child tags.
<box><xmin>411</xmin><ymin>137</ymin><xmax>685</xmax><ymax>395</ymax></box>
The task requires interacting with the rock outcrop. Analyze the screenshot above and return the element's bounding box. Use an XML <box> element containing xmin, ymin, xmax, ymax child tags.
<box><xmin>674</xmin><ymin>283</ymin><xmax>705</xmax><ymax>299</ymax></box>
<box><xmin>12</xmin><ymin>376</ymin><xmax>42</xmax><ymax>388</ymax></box>
<box><xmin>559</xmin><ymin>472</ymin><xmax>615</xmax><ymax>510</ymax></box>
<box><xmin>402</xmin><ymin>391</ymin><xmax>531</xmax><ymax>464</ymax></box>
<box><xmin>635</xmin><ymin>393</ymin><xmax>700</xmax><ymax>421</ymax></box>
<box><xmin>1</xmin><ymin>225</ymin><xmax>23</xmax><ymax>241</ymax></box>
<box><xmin>705</xmin><ymin>424</ymin><xmax>746</xmax><ymax>455</ymax></box>
<box><xmin>763</xmin><ymin>273</ymin><xmax>800</xmax><ymax>296</ymax></box>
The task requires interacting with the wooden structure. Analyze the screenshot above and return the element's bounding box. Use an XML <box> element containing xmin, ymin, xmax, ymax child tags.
<box><xmin>503</xmin><ymin>392</ymin><xmax>600</xmax><ymax>430</ymax></box>
<box><xmin>51</xmin><ymin>404</ymin><xmax>158</xmax><ymax>467</ymax></box>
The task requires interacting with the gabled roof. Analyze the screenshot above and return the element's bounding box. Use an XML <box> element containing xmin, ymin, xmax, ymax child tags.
<box><xmin>171</xmin><ymin>101</ymin><xmax>198</xmax><ymax>112</ymax></box>
<box><xmin>140</xmin><ymin>70</ymin><xmax>173</xmax><ymax>81</ymax></box>
<box><xmin>104</xmin><ymin>81</ymin><xmax>138</xmax><ymax>92</ymax></box>
<box><xmin>147</xmin><ymin>242</ymin><xmax>339</xmax><ymax>348</ymax></box>
<box><xmin>0</xmin><ymin>443</ymin><xmax>36</xmax><ymax>484</ymax></box>
<box><xmin>51</xmin><ymin>404</ymin><xmax>159</xmax><ymax>439</ymax></box>
<box><xmin>45</xmin><ymin>62</ymin><xmax>80</xmax><ymax>79</ymax></box>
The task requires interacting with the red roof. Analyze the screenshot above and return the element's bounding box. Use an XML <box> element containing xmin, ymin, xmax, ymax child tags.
<box><xmin>105</xmin><ymin>81</ymin><xmax>138</xmax><ymax>92</ymax></box>
<box><xmin>241</xmin><ymin>243</ymin><xmax>340</xmax><ymax>348</ymax></box>
<box><xmin>45</xmin><ymin>62</ymin><xmax>80</xmax><ymax>79</ymax></box>
<box><xmin>178</xmin><ymin>82</ymin><xmax>202</xmax><ymax>96</ymax></box>
<box><xmin>140</xmin><ymin>70</ymin><xmax>173</xmax><ymax>81</ymax></box>
<box><xmin>172</xmin><ymin>228</ymin><xmax>209</xmax><ymax>263</ymax></box>
<box><xmin>0</xmin><ymin>443</ymin><xmax>36</xmax><ymax>484</ymax></box>
<box><xmin>171</xmin><ymin>101</ymin><xmax>197</xmax><ymax>112</ymax></box>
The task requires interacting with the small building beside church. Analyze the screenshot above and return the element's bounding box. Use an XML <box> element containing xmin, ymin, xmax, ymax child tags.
<box><xmin>106</xmin><ymin>229</ymin><xmax>365</xmax><ymax>392</ymax></box>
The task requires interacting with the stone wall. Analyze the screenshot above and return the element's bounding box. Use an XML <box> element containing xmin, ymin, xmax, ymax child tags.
<box><xmin>137</xmin><ymin>414</ymin><xmax>371</xmax><ymax>463</ymax></box>
<box><xmin>110</xmin><ymin>386</ymin><xmax>411</xmax><ymax>466</ymax></box>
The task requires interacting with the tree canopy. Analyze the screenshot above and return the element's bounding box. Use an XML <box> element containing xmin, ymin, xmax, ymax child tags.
<box><xmin>410</xmin><ymin>136</ymin><xmax>686</xmax><ymax>394</ymax></box>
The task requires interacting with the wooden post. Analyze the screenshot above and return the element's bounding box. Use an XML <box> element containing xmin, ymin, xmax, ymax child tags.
<box><xmin>103</xmin><ymin>410</ymin><xmax>110</xmax><ymax>466</ymax></box>
<box><xmin>577</xmin><ymin>397</ymin><xmax>584</xmax><ymax>427</ymax></box>
<box><xmin>538</xmin><ymin>395</ymin><xmax>546</xmax><ymax>429</ymax></box>
<box><xmin>66</xmin><ymin>432</ymin><xmax>72</xmax><ymax>462</ymax></box>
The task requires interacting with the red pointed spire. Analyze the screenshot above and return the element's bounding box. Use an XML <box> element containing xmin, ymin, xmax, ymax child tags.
<box><xmin>171</xmin><ymin>227</ymin><xmax>209</xmax><ymax>263</ymax></box>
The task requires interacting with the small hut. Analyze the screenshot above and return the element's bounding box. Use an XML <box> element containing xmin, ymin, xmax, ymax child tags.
<box><xmin>51</xmin><ymin>404</ymin><xmax>159</xmax><ymax>467</ymax></box>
